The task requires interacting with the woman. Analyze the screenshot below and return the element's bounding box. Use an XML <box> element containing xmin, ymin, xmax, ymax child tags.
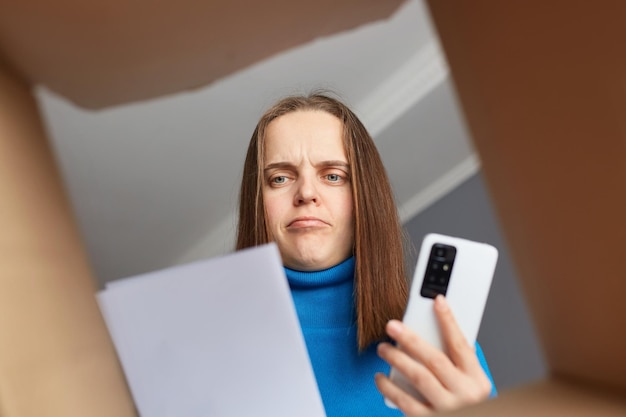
<box><xmin>236</xmin><ymin>93</ymin><xmax>495</xmax><ymax>417</ymax></box>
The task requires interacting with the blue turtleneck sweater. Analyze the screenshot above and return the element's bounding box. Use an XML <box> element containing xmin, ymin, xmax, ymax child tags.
<box><xmin>285</xmin><ymin>257</ymin><xmax>496</xmax><ymax>417</ymax></box>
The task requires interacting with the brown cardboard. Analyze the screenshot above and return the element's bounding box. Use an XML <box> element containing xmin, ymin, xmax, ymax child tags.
<box><xmin>2</xmin><ymin>0</ymin><xmax>625</xmax><ymax>414</ymax></box>
<box><xmin>440</xmin><ymin>380</ymin><xmax>626</xmax><ymax>417</ymax></box>
<box><xmin>0</xmin><ymin>0</ymin><xmax>404</xmax><ymax>109</ymax></box>
<box><xmin>0</xmin><ymin>62</ymin><xmax>136</xmax><ymax>416</ymax></box>
<box><xmin>425</xmin><ymin>0</ymin><xmax>626</xmax><ymax>414</ymax></box>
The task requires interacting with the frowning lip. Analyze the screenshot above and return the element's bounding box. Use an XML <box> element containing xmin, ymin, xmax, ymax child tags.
<box><xmin>287</xmin><ymin>216</ymin><xmax>329</xmax><ymax>229</ymax></box>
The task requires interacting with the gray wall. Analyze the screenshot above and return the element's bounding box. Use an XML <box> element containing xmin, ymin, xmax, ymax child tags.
<box><xmin>403</xmin><ymin>172</ymin><xmax>547</xmax><ymax>391</ymax></box>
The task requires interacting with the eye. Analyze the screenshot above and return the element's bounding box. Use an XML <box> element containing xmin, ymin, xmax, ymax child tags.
<box><xmin>323</xmin><ymin>171</ymin><xmax>349</xmax><ymax>184</ymax></box>
<box><xmin>271</xmin><ymin>176</ymin><xmax>288</xmax><ymax>184</ymax></box>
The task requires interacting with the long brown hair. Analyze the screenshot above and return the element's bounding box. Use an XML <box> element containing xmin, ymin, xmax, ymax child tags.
<box><xmin>236</xmin><ymin>93</ymin><xmax>408</xmax><ymax>349</ymax></box>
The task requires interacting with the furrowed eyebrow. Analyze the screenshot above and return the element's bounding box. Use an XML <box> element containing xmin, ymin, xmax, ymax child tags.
<box><xmin>263</xmin><ymin>160</ymin><xmax>349</xmax><ymax>172</ymax></box>
<box><xmin>264</xmin><ymin>162</ymin><xmax>295</xmax><ymax>172</ymax></box>
<box><xmin>317</xmin><ymin>160</ymin><xmax>350</xmax><ymax>169</ymax></box>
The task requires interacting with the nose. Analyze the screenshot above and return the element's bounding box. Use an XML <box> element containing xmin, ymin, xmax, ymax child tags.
<box><xmin>294</xmin><ymin>176</ymin><xmax>319</xmax><ymax>205</ymax></box>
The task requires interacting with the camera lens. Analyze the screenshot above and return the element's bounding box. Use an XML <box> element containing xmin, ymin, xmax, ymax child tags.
<box><xmin>435</xmin><ymin>247</ymin><xmax>446</xmax><ymax>258</ymax></box>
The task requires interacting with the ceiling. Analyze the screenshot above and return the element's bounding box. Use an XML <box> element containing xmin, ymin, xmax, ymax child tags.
<box><xmin>34</xmin><ymin>0</ymin><xmax>478</xmax><ymax>285</ymax></box>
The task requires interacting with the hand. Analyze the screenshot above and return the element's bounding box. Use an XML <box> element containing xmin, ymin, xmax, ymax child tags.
<box><xmin>374</xmin><ymin>295</ymin><xmax>492</xmax><ymax>416</ymax></box>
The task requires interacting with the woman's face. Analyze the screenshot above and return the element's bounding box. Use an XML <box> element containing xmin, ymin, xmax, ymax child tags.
<box><xmin>262</xmin><ymin>110</ymin><xmax>354</xmax><ymax>271</ymax></box>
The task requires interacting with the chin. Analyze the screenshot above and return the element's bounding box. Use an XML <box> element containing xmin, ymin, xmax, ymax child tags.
<box><xmin>285</xmin><ymin>253</ymin><xmax>346</xmax><ymax>272</ymax></box>
<box><xmin>280</xmin><ymin>236</ymin><xmax>352</xmax><ymax>271</ymax></box>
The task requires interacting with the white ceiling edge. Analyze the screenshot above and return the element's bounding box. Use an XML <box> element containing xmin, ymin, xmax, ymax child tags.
<box><xmin>177</xmin><ymin>39</ymin><xmax>473</xmax><ymax>265</ymax></box>
<box><xmin>397</xmin><ymin>154</ymin><xmax>480</xmax><ymax>223</ymax></box>
<box><xmin>354</xmin><ymin>40</ymin><xmax>448</xmax><ymax>137</ymax></box>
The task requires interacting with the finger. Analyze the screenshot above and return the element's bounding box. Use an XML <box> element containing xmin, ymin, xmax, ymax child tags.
<box><xmin>433</xmin><ymin>295</ymin><xmax>482</xmax><ymax>375</ymax></box>
<box><xmin>384</xmin><ymin>319</ymin><xmax>460</xmax><ymax>390</ymax></box>
<box><xmin>374</xmin><ymin>372</ymin><xmax>432</xmax><ymax>417</ymax></box>
<box><xmin>379</xmin><ymin>333</ymin><xmax>453</xmax><ymax>405</ymax></box>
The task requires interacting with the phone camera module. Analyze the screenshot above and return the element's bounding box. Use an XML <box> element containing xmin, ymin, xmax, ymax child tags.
<box><xmin>420</xmin><ymin>243</ymin><xmax>457</xmax><ymax>299</ymax></box>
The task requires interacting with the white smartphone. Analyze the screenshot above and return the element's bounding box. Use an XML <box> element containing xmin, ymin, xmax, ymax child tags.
<box><xmin>386</xmin><ymin>233</ymin><xmax>498</xmax><ymax>407</ymax></box>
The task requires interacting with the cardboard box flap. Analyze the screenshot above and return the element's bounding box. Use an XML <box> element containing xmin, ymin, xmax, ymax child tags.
<box><xmin>439</xmin><ymin>380</ymin><xmax>626</xmax><ymax>417</ymax></box>
<box><xmin>0</xmin><ymin>0</ymin><xmax>404</xmax><ymax>109</ymax></box>
<box><xmin>426</xmin><ymin>0</ymin><xmax>626</xmax><ymax>395</ymax></box>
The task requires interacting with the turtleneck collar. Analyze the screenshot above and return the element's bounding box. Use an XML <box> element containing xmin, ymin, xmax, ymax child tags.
<box><xmin>284</xmin><ymin>257</ymin><xmax>356</xmax><ymax>328</ymax></box>
<box><xmin>284</xmin><ymin>256</ymin><xmax>355</xmax><ymax>289</ymax></box>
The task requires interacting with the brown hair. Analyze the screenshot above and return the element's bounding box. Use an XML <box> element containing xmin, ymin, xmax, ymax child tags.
<box><xmin>236</xmin><ymin>93</ymin><xmax>408</xmax><ymax>349</ymax></box>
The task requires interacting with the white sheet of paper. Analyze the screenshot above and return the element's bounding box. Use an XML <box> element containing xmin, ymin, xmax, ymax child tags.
<box><xmin>98</xmin><ymin>243</ymin><xmax>326</xmax><ymax>417</ymax></box>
